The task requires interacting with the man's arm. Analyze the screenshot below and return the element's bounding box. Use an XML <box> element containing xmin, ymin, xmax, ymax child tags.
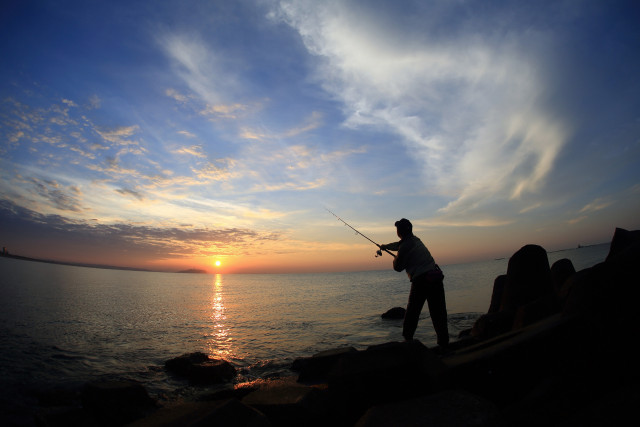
<box><xmin>392</xmin><ymin>247</ymin><xmax>405</xmax><ymax>272</ymax></box>
<box><xmin>380</xmin><ymin>241</ymin><xmax>400</xmax><ymax>251</ymax></box>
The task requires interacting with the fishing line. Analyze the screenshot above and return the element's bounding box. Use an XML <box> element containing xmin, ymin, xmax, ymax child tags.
<box><xmin>325</xmin><ymin>208</ymin><xmax>396</xmax><ymax>258</ymax></box>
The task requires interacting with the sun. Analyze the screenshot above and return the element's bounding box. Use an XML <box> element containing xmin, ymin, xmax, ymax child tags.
<box><xmin>214</xmin><ymin>260</ymin><xmax>221</xmax><ymax>267</ymax></box>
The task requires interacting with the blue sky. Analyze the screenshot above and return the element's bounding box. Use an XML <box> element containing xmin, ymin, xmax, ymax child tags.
<box><xmin>1</xmin><ymin>0</ymin><xmax>639</xmax><ymax>273</ymax></box>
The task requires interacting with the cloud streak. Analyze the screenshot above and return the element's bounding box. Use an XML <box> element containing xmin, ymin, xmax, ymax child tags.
<box><xmin>273</xmin><ymin>0</ymin><xmax>570</xmax><ymax>223</ymax></box>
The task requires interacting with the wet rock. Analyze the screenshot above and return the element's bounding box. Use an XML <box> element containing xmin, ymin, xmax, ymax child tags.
<box><xmin>81</xmin><ymin>380</ymin><xmax>156</xmax><ymax>425</ymax></box>
<box><xmin>380</xmin><ymin>306</ymin><xmax>406</xmax><ymax>319</ymax></box>
<box><xmin>165</xmin><ymin>352</ymin><xmax>236</xmax><ymax>385</ymax></box>
<box><xmin>355</xmin><ymin>389</ymin><xmax>497</xmax><ymax>427</ymax></box>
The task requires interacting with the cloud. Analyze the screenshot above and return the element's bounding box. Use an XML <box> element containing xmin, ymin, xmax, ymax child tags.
<box><xmin>115</xmin><ymin>188</ymin><xmax>145</xmax><ymax>201</ymax></box>
<box><xmin>274</xmin><ymin>0</ymin><xmax>570</xmax><ymax>220</ymax></box>
<box><xmin>88</xmin><ymin>94</ymin><xmax>101</xmax><ymax>109</ymax></box>
<box><xmin>200</xmin><ymin>103</ymin><xmax>247</xmax><ymax>120</ymax></box>
<box><xmin>165</xmin><ymin>88</ymin><xmax>189</xmax><ymax>103</ymax></box>
<box><xmin>282</xmin><ymin>111</ymin><xmax>323</xmax><ymax>137</ymax></box>
<box><xmin>29</xmin><ymin>177</ymin><xmax>84</xmax><ymax>212</ymax></box>
<box><xmin>578</xmin><ymin>197</ymin><xmax>613</xmax><ymax>214</ymax></box>
<box><xmin>177</xmin><ymin>130</ymin><xmax>196</xmax><ymax>138</ymax></box>
<box><xmin>0</xmin><ymin>198</ymin><xmax>283</xmax><ymax>259</ymax></box>
<box><xmin>95</xmin><ymin>125</ymin><xmax>140</xmax><ymax>146</ymax></box>
<box><xmin>174</xmin><ymin>145</ymin><xmax>207</xmax><ymax>158</ymax></box>
<box><xmin>161</xmin><ymin>34</ymin><xmax>239</xmax><ymax>107</ymax></box>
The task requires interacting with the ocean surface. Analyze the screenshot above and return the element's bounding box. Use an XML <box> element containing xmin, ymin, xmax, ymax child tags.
<box><xmin>0</xmin><ymin>243</ymin><xmax>609</xmax><ymax>423</ymax></box>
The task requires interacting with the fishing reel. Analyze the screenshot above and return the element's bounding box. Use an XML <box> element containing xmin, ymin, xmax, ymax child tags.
<box><xmin>375</xmin><ymin>249</ymin><xmax>383</xmax><ymax>257</ymax></box>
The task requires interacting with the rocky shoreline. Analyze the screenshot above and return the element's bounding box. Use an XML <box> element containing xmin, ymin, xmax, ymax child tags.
<box><xmin>32</xmin><ymin>228</ymin><xmax>640</xmax><ymax>426</ymax></box>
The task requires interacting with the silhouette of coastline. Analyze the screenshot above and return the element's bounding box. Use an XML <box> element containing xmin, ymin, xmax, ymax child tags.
<box><xmin>0</xmin><ymin>251</ymin><xmax>151</xmax><ymax>272</ymax></box>
<box><xmin>177</xmin><ymin>268</ymin><xmax>207</xmax><ymax>274</ymax></box>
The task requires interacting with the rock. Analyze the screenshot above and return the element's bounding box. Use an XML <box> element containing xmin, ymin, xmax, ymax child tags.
<box><xmin>487</xmin><ymin>275</ymin><xmax>507</xmax><ymax>314</ymax></box>
<box><xmin>355</xmin><ymin>389</ymin><xmax>497</xmax><ymax>427</ymax></box>
<box><xmin>512</xmin><ymin>294</ymin><xmax>559</xmax><ymax>329</ymax></box>
<box><xmin>292</xmin><ymin>347</ymin><xmax>357</xmax><ymax>383</ymax></box>
<box><xmin>552</xmin><ymin>258</ymin><xmax>576</xmax><ymax>305</ymax></box>
<box><xmin>471</xmin><ymin>311</ymin><xmax>514</xmax><ymax>339</ymax></box>
<box><xmin>500</xmin><ymin>244</ymin><xmax>553</xmax><ymax>312</ymax></box>
<box><xmin>606</xmin><ymin>227</ymin><xmax>640</xmax><ymax>262</ymax></box>
<box><xmin>551</xmin><ymin>258</ymin><xmax>575</xmax><ymax>292</ymax></box>
<box><xmin>445</xmin><ymin>314</ymin><xmax>578</xmax><ymax>405</ymax></box>
<box><xmin>380</xmin><ymin>306</ymin><xmax>406</xmax><ymax>319</ymax></box>
<box><xmin>165</xmin><ymin>352</ymin><xmax>236</xmax><ymax>385</ymax></box>
<box><xmin>241</xmin><ymin>377</ymin><xmax>327</xmax><ymax>427</ymax></box>
<box><xmin>328</xmin><ymin>340</ymin><xmax>448</xmax><ymax>417</ymax></box>
<box><xmin>81</xmin><ymin>380</ymin><xmax>156</xmax><ymax>425</ymax></box>
<box><xmin>128</xmin><ymin>398</ymin><xmax>271</xmax><ymax>427</ymax></box>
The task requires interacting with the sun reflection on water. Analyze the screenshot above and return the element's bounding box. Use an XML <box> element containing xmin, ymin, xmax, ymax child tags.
<box><xmin>206</xmin><ymin>274</ymin><xmax>234</xmax><ymax>360</ymax></box>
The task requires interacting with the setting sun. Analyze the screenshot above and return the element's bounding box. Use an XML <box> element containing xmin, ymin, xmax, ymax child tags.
<box><xmin>215</xmin><ymin>260</ymin><xmax>221</xmax><ymax>267</ymax></box>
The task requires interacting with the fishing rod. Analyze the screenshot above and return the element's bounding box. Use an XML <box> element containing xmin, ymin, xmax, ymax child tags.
<box><xmin>325</xmin><ymin>208</ymin><xmax>396</xmax><ymax>258</ymax></box>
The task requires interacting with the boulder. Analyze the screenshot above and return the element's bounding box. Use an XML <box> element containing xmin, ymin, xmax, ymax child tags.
<box><xmin>551</xmin><ymin>258</ymin><xmax>575</xmax><ymax>293</ymax></box>
<box><xmin>128</xmin><ymin>398</ymin><xmax>270</xmax><ymax>427</ymax></box>
<box><xmin>292</xmin><ymin>347</ymin><xmax>357</xmax><ymax>383</ymax></box>
<box><xmin>328</xmin><ymin>340</ymin><xmax>448</xmax><ymax>415</ymax></box>
<box><xmin>355</xmin><ymin>389</ymin><xmax>497</xmax><ymax>427</ymax></box>
<box><xmin>606</xmin><ymin>227</ymin><xmax>640</xmax><ymax>262</ymax></box>
<box><xmin>500</xmin><ymin>244</ymin><xmax>553</xmax><ymax>312</ymax></box>
<box><xmin>487</xmin><ymin>275</ymin><xmax>507</xmax><ymax>314</ymax></box>
<box><xmin>241</xmin><ymin>377</ymin><xmax>327</xmax><ymax>427</ymax></box>
<box><xmin>380</xmin><ymin>306</ymin><xmax>406</xmax><ymax>319</ymax></box>
<box><xmin>471</xmin><ymin>311</ymin><xmax>514</xmax><ymax>340</ymax></box>
<box><xmin>165</xmin><ymin>352</ymin><xmax>236</xmax><ymax>385</ymax></box>
<box><xmin>81</xmin><ymin>380</ymin><xmax>156</xmax><ymax>425</ymax></box>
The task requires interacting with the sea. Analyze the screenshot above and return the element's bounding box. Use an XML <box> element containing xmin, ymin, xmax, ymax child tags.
<box><xmin>0</xmin><ymin>243</ymin><xmax>610</xmax><ymax>424</ymax></box>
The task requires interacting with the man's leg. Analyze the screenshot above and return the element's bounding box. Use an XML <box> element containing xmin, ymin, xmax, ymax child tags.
<box><xmin>426</xmin><ymin>279</ymin><xmax>449</xmax><ymax>346</ymax></box>
<box><xmin>403</xmin><ymin>281</ymin><xmax>428</xmax><ymax>340</ymax></box>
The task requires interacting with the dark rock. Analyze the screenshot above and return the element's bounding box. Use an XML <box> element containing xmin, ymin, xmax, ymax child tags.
<box><xmin>328</xmin><ymin>340</ymin><xmax>448</xmax><ymax>418</ymax></box>
<box><xmin>550</xmin><ymin>258</ymin><xmax>575</xmax><ymax>293</ymax></box>
<box><xmin>241</xmin><ymin>377</ymin><xmax>327</xmax><ymax>427</ymax></box>
<box><xmin>380</xmin><ymin>306</ymin><xmax>406</xmax><ymax>319</ymax></box>
<box><xmin>129</xmin><ymin>398</ymin><xmax>270</xmax><ymax>427</ymax></box>
<box><xmin>355</xmin><ymin>389</ymin><xmax>497</xmax><ymax>427</ymax></box>
<box><xmin>165</xmin><ymin>352</ymin><xmax>236</xmax><ymax>385</ymax></box>
<box><xmin>292</xmin><ymin>347</ymin><xmax>357</xmax><ymax>383</ymax></box>
<box><xmin>606</xmin><ymin>227</ymin><xmax>640</xmax><ymax>262</ymax></box>
<box><xmin>444</xmin><ymin>314</ymin><xmax>579</xmax><ymax>405</ymax></box>
<box><xmin>512</xmin><ymin>294</ymin><xmax>559</xmax><ymax>329</ymax></box>
<box><xmin>471</xmin><ymin>311</ymin><xmax>514</xmax><ymax>339</ymax></box>
<box><xmin>81</xmin><ymin>380</ymin><xmax>156</xmax><ymax>425</ymax></box>
<box><xmin>488</xmin><ymin>275</ymin><xmax>507</xmax><ymax>314</ymax></box>
<box><xmin>500</xmin><ymin>244</ymin><xmax>553</xmax><ymax>312</ymax></box>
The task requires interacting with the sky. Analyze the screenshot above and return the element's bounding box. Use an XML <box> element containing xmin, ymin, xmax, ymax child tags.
<box><xmin>1</xmin><ymin>0</ymin><xmax>639</xmax><ymax>274</ymax></box>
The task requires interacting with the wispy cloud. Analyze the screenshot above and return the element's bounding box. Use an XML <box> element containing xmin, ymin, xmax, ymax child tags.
<box><xmin>578</xmin><ymin>197</ymin><xmax>613</xmax><ymax>214</ymax></box>
<box><xmin>173</xmin><ymin>145</ymin><xmax>207</xmax><ymax>158</ymax></box>
<box><xmin>29</xmin><ymin>177</ymin><xmax>84</xmax><ymax>212</ymax></box>
<box><xmin>161</xmin><ymin>34</ymin><xmax>242</xmax><ymax>108</ymax></box>
<box><xmin>274</xmin><ymin>1</ymin><xmax>569</xmax><ymax>221</ymax></box>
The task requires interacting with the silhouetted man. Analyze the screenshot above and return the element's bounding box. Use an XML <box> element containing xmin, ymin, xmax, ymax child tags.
<box><xmin>380</xmin><ymin>218</ymin><xmax>449</xmax><ymax>346</ymax></box>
